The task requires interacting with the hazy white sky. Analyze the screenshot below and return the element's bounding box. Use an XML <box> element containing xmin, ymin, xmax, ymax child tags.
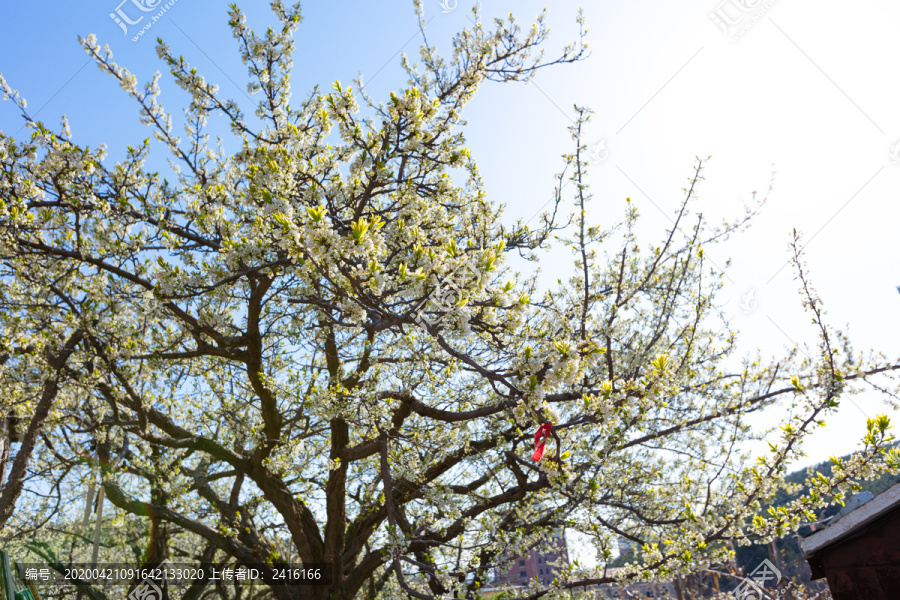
<box><xmin>1</xmin><ymin>0</ymin><xmax>898</xmax><ymax>567</ymax></box>
<box><xmin>454</xmin><ymin>0</ymin><xmax>900</xmax><ymax>470</ymax></box>
<box><xmin>462</xmin><ymin>0</ymin><xmax>900</xmax><ymax>565</ymax></box>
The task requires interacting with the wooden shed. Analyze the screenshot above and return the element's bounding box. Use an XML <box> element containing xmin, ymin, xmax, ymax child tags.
<box><xmin>800</xmin><ymin>482</ymin><xmax>900</xmax><ymax>599</ymax></box>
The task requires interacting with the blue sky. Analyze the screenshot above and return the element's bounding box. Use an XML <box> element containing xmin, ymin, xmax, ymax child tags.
<box><xmin>2</xmin><ymin>0</ymin><xmax>899</xmax><ymax>564</ymax></box>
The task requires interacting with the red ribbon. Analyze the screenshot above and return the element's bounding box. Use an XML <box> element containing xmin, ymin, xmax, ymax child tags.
<box><xmin>532</xmin><ymin>423</ymin><xmax>553</xmax><ymax>462</ymax></box>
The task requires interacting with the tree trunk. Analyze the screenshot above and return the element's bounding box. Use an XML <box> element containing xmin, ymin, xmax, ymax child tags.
<box><xmin>0</xmin><ymin>418</ymin><xmax>8</xmax><ymax>488</ymax></box>
<box><xmin>673</xmin><ymin>575</ymin><xmax>684</xmax><ymax>600</ymax></box>
<box><xmin>767</xmin><ymin>540</ymin><xmax>793</xmax><ymax>600</ymax></box>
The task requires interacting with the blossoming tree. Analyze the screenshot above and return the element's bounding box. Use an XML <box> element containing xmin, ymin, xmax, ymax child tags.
<box><xmin>0</xmin><ymin>2</ymin><xmax>898</xmax><ymax>600</ymax></box>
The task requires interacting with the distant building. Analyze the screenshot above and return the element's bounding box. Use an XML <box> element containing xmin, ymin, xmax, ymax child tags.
<box><xmin>494</xmin><ymin>529</ymin><xmax>569</xmax><ymax>587</ymax></box>
<box><xmin>490</xmin><ymin>532</ymin><xmax>676</xmax><ymax>597</ymax></box>
<box><xmin>594</xmin><ymin>580</ymin><xmax>675</xmax><ymax>598</ymax></box>
<box><xmin>617</xmin><ymin>536</ymin><xmax>636</xmax><ymax>558</ymax></box>
<box><xmin>583</xmin><ymin>568</ymin><xmax>675</xmax><ymax>599</ymax></box>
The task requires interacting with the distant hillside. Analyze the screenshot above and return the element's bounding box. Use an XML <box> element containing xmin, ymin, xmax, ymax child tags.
<box><xmin>733</xmin><ymin>443</ymin><xmax>900</xmax><ymax>586</ymax></box>
<box><xmin>606</xmin><ymin>445</ymin><xmax>900</xmax><ymax>592</ymax></box>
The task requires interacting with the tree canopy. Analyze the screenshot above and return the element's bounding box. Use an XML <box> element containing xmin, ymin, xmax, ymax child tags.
<box><xmin>0</xmin><ymin>3</ymin><xmax>898</xmax><ymax>600</ymax></box>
